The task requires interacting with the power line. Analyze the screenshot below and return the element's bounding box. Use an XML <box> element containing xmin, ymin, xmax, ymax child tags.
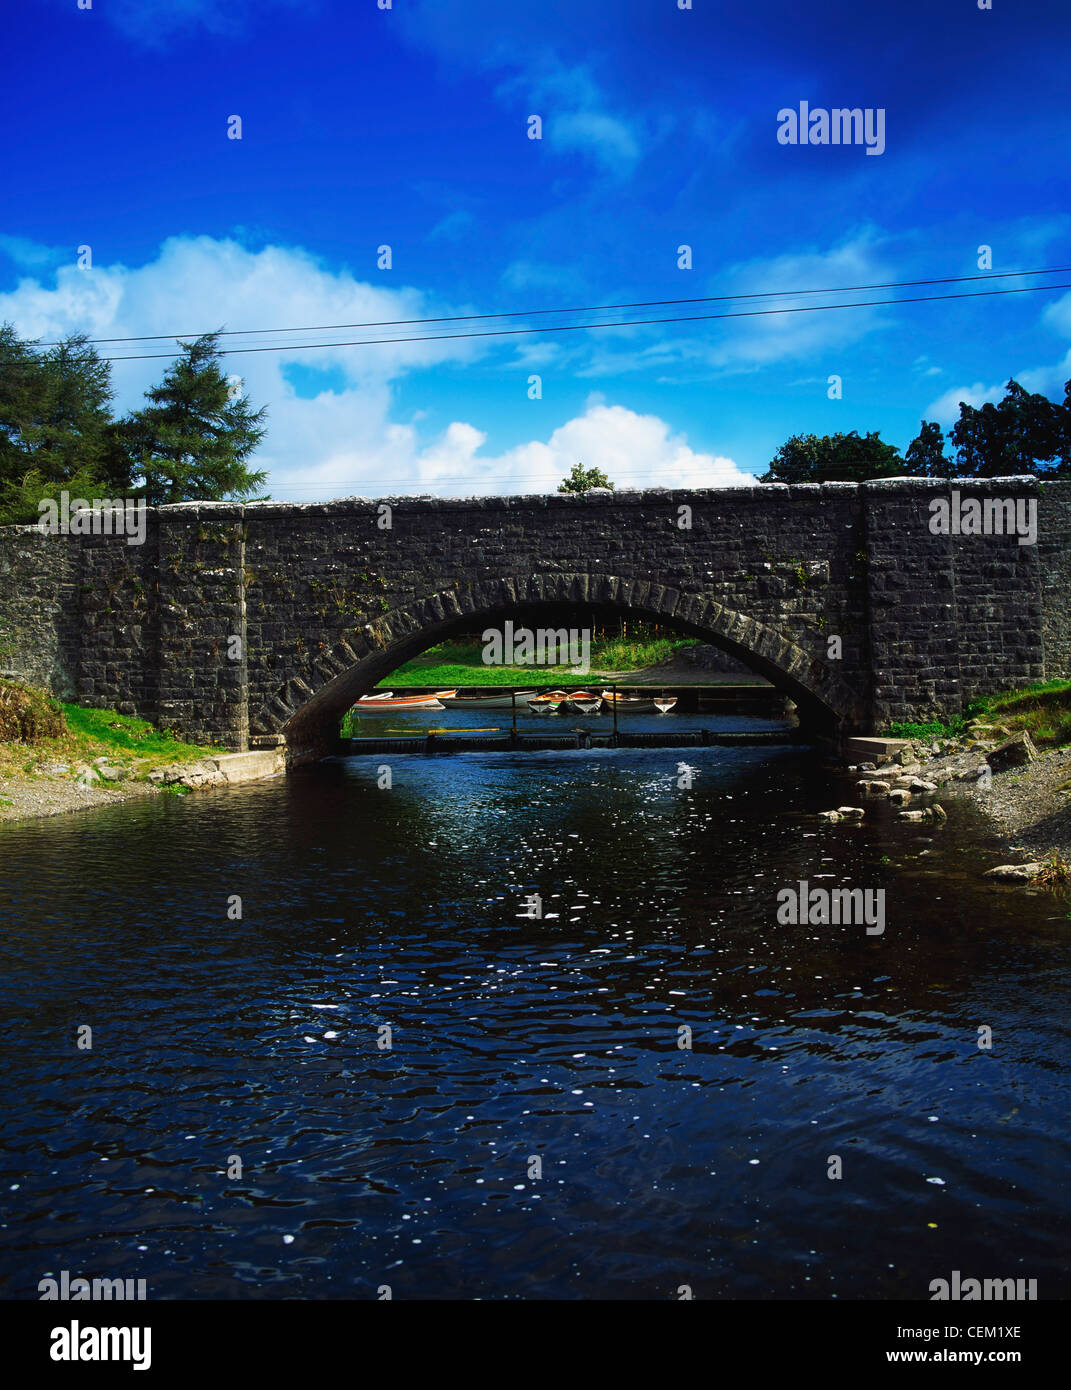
<box><xmin>95</xmin><ymin>279</ymin><xmax>1071</xmax><ymax>362</ymax></box>
<box><xmin>35</xmin><ymin>264</ymin><xmax>1071</xmax><ymax>350</ymax></box>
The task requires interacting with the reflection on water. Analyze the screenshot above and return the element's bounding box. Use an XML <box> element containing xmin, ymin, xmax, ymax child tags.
<box><xmin>1</xmin><ymin>743</ymin><xmax>1068</xmax><ymax>1299</ymax></box>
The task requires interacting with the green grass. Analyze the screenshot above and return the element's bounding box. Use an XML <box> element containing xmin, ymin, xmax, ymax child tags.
<box><xmin>58</xmin><ymin>702</ymin><xmax>220</xmax><ymax>762</ymax></box>
<box><xmin>384</xmin><ymin>635</ymin><xmax>698</xmax><ymax>687</ymax></box>
<box><xmin>885</xmin><ymin>679</ymin><xmax>1071</xmax><ymax>749</ymax></box>
<box><xmin>0</xmin><ymin>682</ymin><xmax>223</xmax><ymax>783</ymax></box>
<box><xmin>885</xmin><ymin>715</ymin><xmax>969</xmax><ymax>741</ymax></box>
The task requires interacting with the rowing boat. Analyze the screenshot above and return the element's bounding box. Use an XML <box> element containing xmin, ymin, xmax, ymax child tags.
<box><xmin>653</xmin><ymin>697</ymin><xmax>678</xmax><ymax>713</ymax></box>
<box><xmin>440</xmin><ymin>691</ymin><xmax>537</xmax><ymax>709</ymax></box>
<box><xmin>565</xmin><ymin>698</ymin><xmax>602</xmax><ymax>714</ymax></box>
<box><xmin>354</xmin><ymin>694</ymin><xmax>445</xmax><ymax>710</ymax></box>
<box><xmin>600</xmin><ymin>690</ymin><xmax>657</xmax><ymax>712</ymax></box>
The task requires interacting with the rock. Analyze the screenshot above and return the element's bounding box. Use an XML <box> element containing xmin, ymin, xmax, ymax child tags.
<box><xmin>94</xmin><ymin>762</ymin><xmax>125</xmax><ymax>782</ymax></box>
<box><xmin>932</xmin><ymin>804</ymin><xmax>947</xmax><ymax>821</ymax></box>
<box><xmin>958</xmin><ymin>765</ymin><xmax>989</xmax><ymax>782</ymax></box>
<box><xmin>888</xmin><ymin>788</ymin><xmax>911</xmax><ymax>806</ymax></box>
<box><xmin>966</xmin><ymin>723</ymin><xmax>1012</xmax><ymax>740</ymax></box>
<box><xmin>988</xmin><ymin>731</ymin><xmax>1037</xmax><ymax>772</ymax></box>
<box><xmin>859</xmin><ymin>762</ymin><xmax>876</xmax><ymax>773</ymax></box>
<box><xmin>73</xmin><ymin>764</ymin><xmax>98</xmax><ymax>788</ymax></box>
<box><xmin>148</xmin><ymin>764</ymin><xmax>185</xmax><ymax>786</ymax></box>
<box><xmin>836</xmin><ymin>806</ymin><xmax>865</xmax><ymax>818</ymax></box>
<box><xmin>38</xmin><ymin>762</ymin><xmax>69</xmax><ymax>776</ymax></box>
<box><xmin>856</xmin><ymin>780</ymin><xmax>888</xmax><ymax>796</ymax></box>
<box><xmin>908</xmin><ymin>778</ymin><xmax>938</xmax><ymax>793</ymax></box>
<box><xmin>931</xmin><ymin>742</ymin><xmax>941</xmax><ymax>756</ymax></box>
<box><xmin>817</xmin><ymin>810</ymin><xmax>841</xmax><ymax>823</ymax></box>
<box><xmin>984</xmin><ymin>862</ymin><xmax>1042</xmax><ymax>882</ymax></box>
<box><xmin>846</xmin><ymin>764</ymin><xmax>859</xmax><ymax>774</ymax></box>
<box><xmin>898</xmin><ymin>810</ymin><xmax>926</xmax><ymax>821</ymax></box>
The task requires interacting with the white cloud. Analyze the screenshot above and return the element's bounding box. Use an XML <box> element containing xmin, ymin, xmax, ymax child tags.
<box><xmin>924</xmin><ymin>380</ymin><xmax>1005</xmax><ymax>424</ymax></box>
<box><xmin>498</xmin><ymin>61</ymin><xmax>645</xmax><ymax>175</ymax></box>
<box><xmin>0</xmin><ymin>234</ymin><xmax>747</xmax><ymax>499</ymax></box>
<box><xmin>1043</xmin><ymin>290</ymin><xmax>1071</xmax><ymax>338</ymax></box>
<box><xmin>554</xmin><ymin>110</ymin><xmax>640</xmax><ymax>171</ymax></box>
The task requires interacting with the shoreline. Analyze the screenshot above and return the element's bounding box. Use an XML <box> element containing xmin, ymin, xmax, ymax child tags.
<box><xmin>0</xmin><ymin>748</ymin><xmax>286</xmax><ymax>825</ymax></box>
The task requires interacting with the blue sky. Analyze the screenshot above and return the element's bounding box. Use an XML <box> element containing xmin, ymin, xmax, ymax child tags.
<box><xmin>2</xmin><ymin>0</ymin><xmax>1070</xmax><ymax>498</ymax></box>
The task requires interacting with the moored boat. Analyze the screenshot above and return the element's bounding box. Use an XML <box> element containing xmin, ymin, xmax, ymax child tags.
<box><xmin>354</xmin><ymin>694</ymin><xmax>445</xmax><ymax>711</ymax></box>
<box><xmin>564</xmin><ymin>695</ymin><xmax>602</xmax><ymax>714</ymax></box>
<box><xmin>600</xmin><ymin>689</ymin><xmax>656</xmax><ymax>712</ymax></box>
<box><xmin>440</xmin><ymin>691</ymin><xmax>537</xmax><ymax>709</ymax></box>
<box><xmin>653</xmin><ymin>697</ymin><xmax>678</xmax><ymax>713</ymax></box>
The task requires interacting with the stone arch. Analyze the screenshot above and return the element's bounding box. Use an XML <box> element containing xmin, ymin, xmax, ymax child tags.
<box><xmin>252</xmin><ymin>572</ymin><xmax>865</xmax><ymax>758</ymax></box>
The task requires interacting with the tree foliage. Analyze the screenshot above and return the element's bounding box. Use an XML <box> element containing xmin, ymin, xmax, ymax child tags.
<box><xmin>0</xmin><ymin>323</ymin><xmax>269</xmax><ymax>524</ymax></box>
<box><xmin>558</xmin><ymin>461</ymin><xmax>614</xmax><ymax>493</ymax></box>
<box><xmin>758</xmin><ymin>431</ymin><xmax>904</xmax><ymax>484</ymax></box>
<box><xmin>947</xmin><ymin>379</ymin><xmax>1069</xmax><ymax>477</ymax></box>
<box><xmin>124</xmin><ymin>333</ymin><xmax>268</xmax><ymax>506</ymax></box>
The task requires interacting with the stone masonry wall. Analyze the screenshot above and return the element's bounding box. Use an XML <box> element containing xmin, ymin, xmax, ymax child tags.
<box><xmin>0</xmin><ymin>478</ymin><xmax>1065</xmax><ymax>753</ymax></box>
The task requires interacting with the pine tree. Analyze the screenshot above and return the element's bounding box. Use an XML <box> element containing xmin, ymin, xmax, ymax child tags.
<box><xmin>124</xmin><ymin>332</ymin><xmax>267</xmax><ymax>506</ymax></box>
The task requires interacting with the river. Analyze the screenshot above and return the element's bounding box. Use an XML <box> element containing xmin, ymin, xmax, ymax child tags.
<box><xmin>1</xmin><ymin>735</ymin><xmax>1068</xmax><ymax>1299</ymax></box>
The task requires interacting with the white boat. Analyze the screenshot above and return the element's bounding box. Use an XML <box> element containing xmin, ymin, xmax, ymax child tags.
<box><xmin>653</xmin><ymin>697</ymin><xmax>678</xmax><ymax>713</ymax></box>
<box><xmin>600</xmin><ymin>690</ymin><xmax>656</xmax><ymax>712</ymax></box>
<box><xmin>354</xmin><ymin>694</ymin><xmax>445</xmax><ymax>711</ymax></box>
<box><xmin>440</xmin><ymin>691</ymin><xmax>537</xmax><ymax>709</ymax></box>
<box><xmin>566</xmin><ymin>698</ymin><xmax>602</xmax><ymax>715</ymax></box>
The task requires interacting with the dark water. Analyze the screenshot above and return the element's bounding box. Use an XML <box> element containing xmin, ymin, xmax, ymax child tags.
<box><xmin>1</xmin><ymin>741</ymin><xmax>1069</xmax><ymax>1300</ymax></box>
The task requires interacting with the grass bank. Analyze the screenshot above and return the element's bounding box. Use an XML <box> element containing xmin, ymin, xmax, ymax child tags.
<box><xmin>886</xmin><ymin>679</ymin><xmax>1071</xmax><ymax>748</ymax></box>
<box><xmin>383</xmin><ymin>635</ymin><xmax>699</xmax><ymax>688</ymax></box>
<box><xmin>0</xmin><ymin>679</ymin><xmax>223</xmax><ymax>787</ymax></box>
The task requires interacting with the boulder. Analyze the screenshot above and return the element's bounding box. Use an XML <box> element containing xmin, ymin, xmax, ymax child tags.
<box><xmin>856</xmin><ymin>780</ymin><xmax>888</xmax><ymax>796</ymax></box>
<box><xmin>932</xmin><ymin>804</ymin><xmax>947</xmax><ymax>821</ymax></box>
<box><xmin>898</xmin><ymin>810</ymin><xmax>927</xmax><ymax>821</ymax></box>
<box><xmin>817</xmin><ymin>810</ymin><xmax>841</xmax><ymax>823</ymax></box>
<box><xmin>984</xmin><ymin>862</ymin><xmax>1041</xmax><ymax>883</ymax></box>
<box><xmin>908</xmin><ymin>778</ymin><xmax>938</xmax><ymax>793</ymax></box>
<box><xmin>888</xmin><ymin>788</ymin><xmax>911</xmax><ymax>806</ymax></box>
<box><xmin>836</xmin><ymin>806</ymin><xmax>865</xmax><ymax>818</ymax></box>
<box><xmin>988</xmin><ymin>731</ymin><xmax>1037</xmax><ymax>772</ymax></box>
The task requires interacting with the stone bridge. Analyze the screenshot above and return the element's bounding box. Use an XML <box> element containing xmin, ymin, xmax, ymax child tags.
<box><xmin>2</xmin><ymin>477</ymin><xmax>1069</xmax><ymax>761</ymax></box>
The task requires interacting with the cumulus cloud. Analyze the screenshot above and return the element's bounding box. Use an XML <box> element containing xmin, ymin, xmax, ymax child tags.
<box><xmin>923</xmin><ymin>380</ymin><xmax>1005</xmax><ymax>424</ymax></box>
<box><xmin>0</xmin><ymin>234</ymin><xmax>747</xmax><ymax>499</ymax></box>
